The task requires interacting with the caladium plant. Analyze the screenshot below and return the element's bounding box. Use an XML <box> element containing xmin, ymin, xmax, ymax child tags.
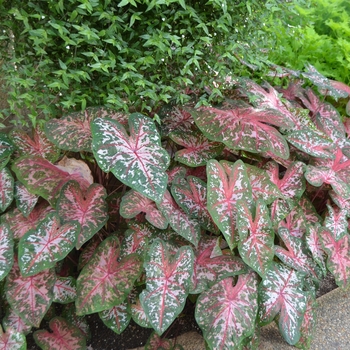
<box><xmin>1</xmin><ymin>64</ymin><xmax>350</xmax><ymax>350</ymax></box>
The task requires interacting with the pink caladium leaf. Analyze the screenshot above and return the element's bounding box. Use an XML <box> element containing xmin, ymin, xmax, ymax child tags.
<box><xmin>14</xmin><ymin>182</ymin><xmax>38</xmax><ymax>217</ymax></box>
<box><xmin>195</xmin><ymin>273</ymin><xmax>258</xmax><ymax>350</ymax></box>
<box><xmin>159</xmin><ymin>105</ymin><xmax>194</xmax><ymax>135</ymax></box>
<box><xmin>245</xmin><ymin>164</ymin><xmax>283</xmax><ymax>205</ymax></box>
<box><xmin>12</xmin><ymin>155</ymin><xmax>91</xmax><ymax>206</ymax></box>
<box><xmin>53</xmin><ymin>276</ymin><xmax>77</xmax><ymax>304</ymax></box>
<box><xmin>61</xmin><ymin>305</ymin><xmax>90</xmax><ymax>340</ymax></box>
<box><xmin>145</xmin><ymin>331</ymin><xmax>175</xmax><ymax>350</ymax></box>
<box><xmin>275</xmin><ymin>227</ymin><xmax>319</xmax><ymax>279</ymax></box>
<box><xmin>120</xmin><ymin>190</ymin><xmax>168</xmax><ymax>229</ymax></box>
<box><xmin>18</xmin><ymin>213</ymin><xmax>80</xmax><ymax>277</ymax></box>
<box><xmin>91</xmin><ymin>114</ymin><xmax>170</xmax><ymax>203</ymax></box>
<box><xmin>131</xmin><ymin>297</ymin><xmax>152</xmax><ymax>328</ymax></box>
<box><xmin>190</xmin><ymin>235</ymin><xmax>247</xmax><ymax>294</ymax></box>
<box><xmin>10</xmin><ymin>126</ymin><xmax>60</xmax><ymax>163</ymax></box>
<box><xmin>140</xmin><ymin>239</ymin><xmax>194</xmax><ymax>334</ymax></box>
<box><xmin>324</xmin><ymin>204</ymin><xmax>348</xmax><ymax>241</ymax></box>
<box><xmin>2</xmin><ymin>307</ymin><xmax>32</xmax><ymax>335</ymax></box>
<box><xmin>0</xmin><ymin>223</ymin><xmax>13</xmax><ymax>282</ymax></box>
<box><xmin>2</xmin><ymin>204</ymin><xmax>54</xmax><ymax>240</ymax></box>
<box><xmin>0</xmin><ymin>325</ymin><xmax>26</xmax><ymax>350</ymax></box>
<box><xmin>236</xmin><ymin>199</ymin><xmax>274</xmax><ymax>278</ymax></box>
<box><xmin>190</xmin><ymin>99</ymin><xmax>290</xmax><ymax>159</ymax></box>
<box><xmin>302</xmin><ymin>64</ymin><xmax>349</xmax><ymax>99</ymax></box>
<box><xmin>76</xmin><ymin>236</ymin><xmax>142</xmax><ymax>315</ymax></box>
<box><xmin>99</xmin><ymin>302</ymin><xmax>131</xmax><ymax>334</ymax></box>
<box><xmin>5</xmin><ymin>260</ymin><xmax>56</xmax><ymax>327</ymax></box>
<box><xmin>0</xmin><ymin>133</ymin><xmax>14</xmax><ymax>169</ymax></box>
<box><xmin>170</xmin><ymin>130</ymin><xmax>224</xmax><ymax>167</ymax></box>
<box><xmin>171</xmin><ymin>176</ymin><xmax>218</xmax><ymax>233</ymax></box>
<box><xmin>207</xmin><ymin>159</ymin><xmax>253</xmax><ymax>250</ymax></box>
<box><xmin>57</xmin><ymin>181</ymin><xmax>109</xmax><ymax>249</ymax></box>
<box><xmin>34</xmin><ymin>317</ymin><xmax>86</xmax><ymax>350</ymax></box>
<box><xmin>0</xmin><ymin>167</ymin><xmax>14</xmax><ymax>213</ymax></box>
<box><xmin>78</xmin><ymin>237</ymin><xmax>100</xmax><ymax>270</ymax></box>
<box><xmin>320</xmin><ymin>229</ymin><xmax>350</xmax><ymax>289</ymax></box>
<box><xmin>305</xmin><ymin>224</ymin><xmax>327</xmax><ymax>276</ymax></box>
<box><xmin>258</xmin><ymin>262</ymin><xmax>307</xmax><ymax>345</ymax></box>
<box><xmin>45</xmin><ymin>107</ymin><xmax>128</xmax><ymax>152</ymax></box>
<box><xmin>157</xmin><ymin>190</ymin><xmax>201</xmax><ymax>247</ymax></box>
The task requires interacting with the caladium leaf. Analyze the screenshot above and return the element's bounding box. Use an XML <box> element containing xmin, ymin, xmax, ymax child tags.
<box><xmin>120</xmin><ymin>190</ymin><xmax>168</xmax><ymax>229</ymax></box>
<box><xmin>5</xmin><ymin>261</ymin><xmax>56</xmax><ymax>327</ymax></box>
<box><xmin>170</xmin><ymin>130</ymin><xmax>224</xmax><ymax>167</ymax></box>
<box><xmin>18</xmin><ymin>213</ymin><xmax>80</xmax><ymax>277</ymax></box>
<box><xmin>0</xmin><ymin>167</ymin><xmax>14</xmax><ymax>213</ymax></box>
<box><xmin>171</xmin><ymin>176</ymin><xmax>218</xmax><ymax>233</ymax></box>
<box><xmin>1</xmin><ymin>204</ymin><xmax>54</xmax><ymax>240</ymax></box>
<box><xmin>53</xmin><ymin>277</ymin><xmax>77</xmax><ymax>304</ymax></box>
<box><xmin>324</xmin><ymin>204</ymin><xmax>348</xmax><ymax>241</ymax></box>
<box><xmin>190</xmin><ymin>99</ymin><xmax>290</xmax><ymax>159</ymax></box>
<box><xmin>131</xmin><ymin>297</ymin><xmax>152</xmax><ymax>328</ymax></box>
<box><xmin>159</xmin><ymin>104</ymin><xmax>194</xmax><ymax>135</ymax></box>
<box><xmin>237</xmin><ymin>199</ymin><xmax>274</xmax><ymax>277</ymax></box>
<box><xmin>0</xmin><ymin>325</ymin><xmax>26</xmax><ymax>350</ymax></box>
<box><xmin>57</xmin><ymin>181</ymin><xmax>108</xmax><ymax>249</ymax></box>
<box><xmin>140</xmin><ymin>239</ymin><xmax>194</xmax><ymax>334</ymax></box>
<box><xmin>195</xmin><ymin>273</ymin><xmax>258</xmax><ymax>350</ymax></box>
<box><xmin>76</xmin><ymin>236</ymin><xmax>142</xmax><ymax>315</ymax></box>
<box><xmin>12</xmin><ymin>155</ymin><xmax>91</xmax><ymax>206</ymax></box>
<box><xmin>45</xmin><ymin>107</ymin><xmax>128</xmax><ymax>152</ymax></box>
<box><xmin>10</xmin><ymin>126</ymin><xmax>60</xmax><ymax>162</ymax></box>
<box><xmin>157</xmin><ymin>190</ymin><xmax>201</xmax><ymax>247</ymax></box>
<box><xmin>275</xmin><ymin>227</ymin><xmax>319</xmax><ymax>279</ymax></box>
<box><xmin>191</xmin><ymin>235</ymin><xmax>247</xmax><ymax>294</ymax></box>
<box><xmin>259</xmin><ymin>262</ymin><xmax>307</xmax><ymax>345</ymax></box>
<box><xmin>0</xmin><ymin>133</ymin><xmax>14</xmax><ymax>170</ymax></box>
<box><xmin>207</xmin><ymin>159</ymin><xmax>252</xmax><ymax>250</ymax></box>
<box><xmin>61</xmin><ymin>304</ymin><xmax>90</xmax><ymax>340</ymax></box>
<box><xmin>320</xmin><ymin>229</ymin><xmax>350</xmax><ymax>289</ymax></box>
<box><xmin>91</xmin><ymin>114</ymin><xmax>170</xmax><ymax>202</ymax></box>
<box><xmin>34</xmin><ymin>317</ymin><xmax>86</xmax><ymax>350</ymax></box>
<box><xmin>0</xmin><ymin>223</ymin><xmax>13</xmax><ymax>281</ymax></box>
<box><xmin>245</xmin><ymin>164</ymin><xmax>283</xmax><ymax>204</ymax></box>
<box><xmin>145</xmin><ymin>331</ymin><xmax>175</xmax><ymax>350</ymax></box>
<box><xmin>14</xmin><ymin>182</ymin><xmax>38</xmax><ymax>217</ymax></box>
<box><xmin>99</xmin><ymin>302</ymin><xmax>131</xmax><ymax>334</ymax></box>
<box><xmin>2</xmin><ymin>307</ymin><xmax>32</xmax><ymax>335</ymax></box>
<box><xmin>77</xmin><ymin>237</ymin><xmax>100</xmax><ymax>270</ymax></box>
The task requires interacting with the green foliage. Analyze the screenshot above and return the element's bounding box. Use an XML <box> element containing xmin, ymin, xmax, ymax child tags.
<box><xmin>265</xmin><ymin>0</ymin><xmax>350</xmax><ymax>85</ymax></box>
<box><xmin>0</xmin><ymin>0</ymin><xmax>293</xmax><ymax>127</ymax></box>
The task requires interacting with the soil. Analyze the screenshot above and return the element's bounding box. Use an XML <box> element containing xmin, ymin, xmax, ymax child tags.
<box><xmin>24</xmin><ymin>273</ymin><xmax>337</xmax><ymax>350</ymax></box>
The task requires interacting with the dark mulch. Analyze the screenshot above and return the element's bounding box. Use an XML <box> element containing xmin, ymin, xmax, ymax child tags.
<box><xmin>24</xmin><ymin>273</ymin><xmax>338</xmax><ymax>350</ymax></box>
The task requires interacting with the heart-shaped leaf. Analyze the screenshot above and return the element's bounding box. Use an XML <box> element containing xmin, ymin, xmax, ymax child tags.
<box><xmin>120</xmin><ymin>190</ymin><xmax>168</xmax><ymax>229</ymax></box>
<box><xmin>171</xmin><ymin>176</ymin><xmax>218</xmax><ymax>233</ymax></box>
<box><xmin>5</xmin><ymin>261</ymin><xmax>56</xmax><ymax>327</ymax></box>
<box><xmin>140</xmin><ymin>239</ymin><xmax>194</xmax><ymax>334</ymax></box>
<box><xmin>259</xmin><ymin>262</ymin><xmax>307</xmax><ymax>345</ymax></box>
<box><xmin>53</xmin><ymin>277</ymin><xmax>77</xmax><ymax>304</ymax></box>
<box><xmin>170</xmin><ymin>130</ymin><xmax>224</xmax><ymax>167</ymax></box>
<box><xmin>57</xmin><ymin>181</ymin><xmax>109</xmax><ymax>249</ymax></box>
<box><xmin>18</xmin><ymin>213</ymin><xmax>80</xmax><ymax>277</ymax></box>
<box><xmin>91</xmin><ymin>113</ymin><xmax>170</xmax><ymax>202</ymax></box>
<box><xmin>207</xmin><ymin>159</ymin><xmax>252</xmax><ymax>250</ymax></box>
<box><xmin>76</xmin><ymin>236</ymin><xmax>142</xmax><ymax>315</ymax></box>
<box><xmin>12</xmin><ymin>155</ymin><xmax>91</xmax><ymax>206</ymax></box>
<box><xmin>195</xmin><ymin>273</ymin><xmax>258</xmax><ymax>350</ymax></box>
<box><xmin>99</xmin><ymin>302</ymin><xmax>131</xmax><ymax>334</ymax></box>
<box><xmin>10</xmin><ymin>126</ymin><xmax>60</xmax><ymax>162</ymax></box>
<box><xmin>0</xmin><ymin>324</ymin><xmax>26</xmax><ymax>350</ymax></box>
<box><xmin>2</xmin><ymin>307</ymin><xmax>32</xmax><ymax>335</ymax></box>
<box><xmin>0</xmin><ymin>167</ymin><xmax>14</xmax><ymax>213</ymax></box>
<box><xmin>324</xmin><ymin>204</ymin><xmax>348</xmax><ymax>241</ymax></box>
<box><xmin>237</xmin><ymin>199</ymin><xmax>274</xmax><ymax>277</ymax></box>
<box><xmin>157</xmin><ymin>190</ymin><xmax>201</xmax><ymax>247</ymax></box>
<box><xmin>34</xmin><ymin>317</ymin><xmax>86</xmax><ymax>350</ymax></box>
<box><xmin>131</xmin><ymin>297</ymin><xmax>152</xmax><ymax>328</ymax></box>
<box><xmin>190</xmin><ymin>99</ymin><xmax>290</xmax><ymax>158</ymax></box>
<box><xmin>0</xmin><ymin>223</ymin><xmax>14</xmax><ymax>282</ymax></box>
<box><xmin>45</xmin><ymin>107</ymin><xmax>128</xmax><ymax>152</ymax></box>
<box><xmin>14</xmin><ymin>182</ymin><xmax>38</xmax><ymax>217</ymax></box>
